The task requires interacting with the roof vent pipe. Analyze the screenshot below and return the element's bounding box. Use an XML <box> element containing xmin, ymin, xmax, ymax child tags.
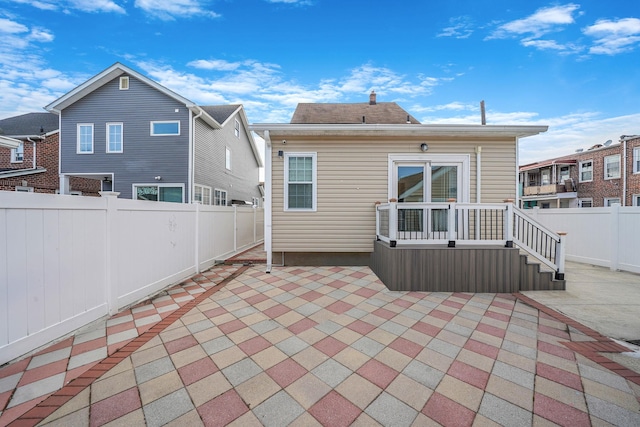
<box><xmin>362</xmin><ymin>116</ymin><xmax>366</xmax><ymax>124</ymax></box>
<box><xmin>369</xmin><ymin>91</ymin><xmax>376</xmax><ymax>105</ymax></box>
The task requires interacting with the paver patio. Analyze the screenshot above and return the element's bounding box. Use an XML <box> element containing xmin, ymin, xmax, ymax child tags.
<box><xmin>1</xmin><ymin>245</ymin><xmax>639</xmax><ymax>426</ymax></box>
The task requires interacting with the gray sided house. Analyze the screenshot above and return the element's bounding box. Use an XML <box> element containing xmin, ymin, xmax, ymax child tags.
<box><xmin>45</xmin><ymin>63</ymin><xmax>262</xmax><ymax>204</ymax></box>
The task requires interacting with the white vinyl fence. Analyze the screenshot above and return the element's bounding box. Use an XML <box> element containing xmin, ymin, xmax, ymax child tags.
<box><xmin>525</xmin><ymin>205</ymin><xmax>640</xmax><ymax>274</ymax></box>
<box><xmin>0</xmin><ymin>192</ymin><xmax>263</xmax><ymax>365</ymax></box>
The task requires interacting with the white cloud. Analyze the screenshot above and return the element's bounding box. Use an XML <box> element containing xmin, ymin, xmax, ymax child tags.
<box><xmin>134</xmin><ymin>0</ymin><xmax>220</xmax><ymax>20</ymax></box>
<box><xmin>9</xmin><ymin>0</ymin><xmax>126</xmax><ymax>13</ymax></box>
<box><xmin>490</xmin><ymin>4</ymin><xmax>580</xmax><ymax>39</ymax></box>
<box><xmin>187</xmin><ymin>59</ymin><xmax>241</xmax><ymax>71</ymax></box>
<box><xmin>438</xmin><ymin>16</ymin><xmax>474</xmax><ymax>39</ymax></box>
<box><xmin>583</xmin><ymin>18</ymin><xmax>640</xmax><ymax>55</ymax></box>
<box><xmin>0</xmin><ymin>18</ymin><xmax>28</xmax><ymax>34</ymax></box>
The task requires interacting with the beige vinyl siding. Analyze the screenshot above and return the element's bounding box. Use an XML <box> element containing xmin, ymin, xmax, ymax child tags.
<box><xmin>478</xmin><ymin>142</ymin><xmax>517</xmax><ymax>203</ymax></box>
<box><xmin>271</xmin><ymin>136</ymin><xmax>515</xmax><ymax>252</ymax></box>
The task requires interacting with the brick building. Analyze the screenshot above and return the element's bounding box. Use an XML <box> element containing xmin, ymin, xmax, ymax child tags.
<box><xmin>519</xmin><ymin>135</ymin><xmax>640</xmax><ymax>208</ymax></box>
<box><xmin>0</xmin><ymin>112</ymin><xmax>100</xmax><ymax>195</ymax></box>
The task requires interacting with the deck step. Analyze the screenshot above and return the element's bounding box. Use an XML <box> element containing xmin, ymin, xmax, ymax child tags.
<box><xmin>519</xmin><ymin>253</ymin><xmax>565</xmax><ymax>290</ymax></box>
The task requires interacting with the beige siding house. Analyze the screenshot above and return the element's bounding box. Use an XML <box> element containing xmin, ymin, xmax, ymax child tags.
<box><xmin>251</xmin><ymin>93</ymin><xmax>547</xmax><ymax>269</ymax></box>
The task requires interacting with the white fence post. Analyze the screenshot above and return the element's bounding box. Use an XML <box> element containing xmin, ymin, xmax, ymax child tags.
<box><xmin>233</xmin><ymin>205</ymin><xmax>238</xmax><ymax>252</ymax></box>
<box><xmin>504</xmin><ymin>202</ymin><xmax>514</xmax><ymax>247</ymax></box>
<box><xmin>194</xmin><ymin>202</ymin><xmax>200</xmax><ymax>274</ymax></box>
<box><xmin>447</xmin><ymin>202</ymin><xmax>456</xmax><ymax>245</ymax></box>
<box><xmin>100</xmin><ymin>191</ymin><xmax>120</xmax><ymax>315</ymax></box>
<box><xmin>389</xmin><ymin>201</ymin><xmax>397</xmax><ymax>246</ymax></box>
<box><xmin>611</xmin><ymin>203</ymin><xmax>620</xmax><ymax>271</ymax></box>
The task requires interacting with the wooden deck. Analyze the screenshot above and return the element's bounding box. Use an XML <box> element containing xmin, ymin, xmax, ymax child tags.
<box><xmin>370</xmin><ymin>240</ymin><xmax>565</xmax><ymax>292</ymax></box>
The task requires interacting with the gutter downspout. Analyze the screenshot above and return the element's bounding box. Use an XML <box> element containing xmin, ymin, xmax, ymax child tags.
<box><xmin>623</xmin><ymin>138</ymin><xmax>627</xmax><ymax>206</ymax></box>
<box><xmin>264</xmin><ymin>130</ymin><xmax>273</xmax><ymax>272</ymax></box>
<box><xmin>27</xmin><ymin>137</ymin><xmax>37</xmax><ymax>169</ymax></box>
<box><xmin>515</xmin><ymin>137</ymin><xmax>520</xmax><ymax>207</ymax></box>
<box><xmin>190</xmin><ymin>107</ymin><xmax>204</xmax><ymax>203</ymax></box>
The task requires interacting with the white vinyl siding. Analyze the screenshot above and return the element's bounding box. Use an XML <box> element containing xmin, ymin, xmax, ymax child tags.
<box><xmin>106</xmin><ymin>122</ymin><xmax>123</xmax><ymax>153</ymax></box>
<box><xmin>77</xmin><ymin>123</ymin><xmax>94</xmax><ymax>154</ymax></box>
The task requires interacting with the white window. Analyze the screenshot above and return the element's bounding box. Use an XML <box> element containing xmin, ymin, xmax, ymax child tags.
<box><xmin>604</xmin><ymin>155</ymin><xmax>620</xmax><ymax>179</ymax></box>
<box><xmin>633</xmin><ymin>194</ymin><xmax>640</xmax><ymax>206</ymax></box>
<box><xmin>194</xmin><ymin>184</ymin><xmax>212</xmax><ymax>205</ymax></box>
<box><xmin>579</xmin><ymin>160</ymin><xmax>592</xmax><ymax>182</ymax></box>
<box><xmin>150</xmin><ymin>121</ymin><xmax>180</xmax><ymax>136</ymax></box>
<box><xmin>225</xmin><ymin>147</ymin><xmax>232</xmax><ymax>170</ymax></box>
<box><xmin>106</xmin><ymin>123</ymin><xmax>123</xmax><ymax>153</ymax></box>
<box><xmin>11</xmin><ymin>142</ymin><xmax>24</xmax><ymax>163</ymax></box>
<box><xmin>559</xmin><ymin>166</ymin><xmax>570</xmax><ymax>183</ymax></box>
<box><xmin>633</xmin><ymin>147</ymin><xmax>640</xmax><ymax>174</ymax></box>
<box><xmin>77</xmin><ymin>123</ymin><xmax>94</xmax><ymax>154</ymax></box>
<box><xmin>578</xmin><ymin>198</ymin><xmax>593</xmax><ymax>208</ymax></box>
<box><xmin>604</xmin><ymin>197</ymin><xmax>621</xmax><ymax>207</ymax></box>
<box><xmin>119</xmin><ymin>76</ymin><xmax>129</xmax><ymax>90</ymax></box>
<box><xmin>252</xmin><ymin>197</ymin><xmax>260</xmax><ymax>207</ymax></box>
<box><xmin>134</xmin><ymin>184</ymin><xmax>184</xmax><ymax>203</ymax></box>
<box><xmin>285</xmin><ymin>152</ymin><xmax>317</xmax><ymax>211</ymax></box>
<box><xmin>234</xmin><ymin>119</ymin><xmax>240</xmax><ymax>138</ymax></box>
<box><xmin>541</xmin><ymin>169</ymin><xmax>550</xmax><ymax>185</ymax></box>
<box><xmin>15</xmin><ymin>186</ymin><xmax>33</xmax><ymax>192</ymax></box>
<box><xmin>214</xmin><ymin>189</ymin><xmax>227</xmax><ymax>206</ymax></box>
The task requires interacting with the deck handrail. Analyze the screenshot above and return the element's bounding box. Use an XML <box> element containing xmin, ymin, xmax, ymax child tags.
<box><xmin>375</xmin><ymin>202</ymin><xmax>565</xmax><ymax>279</ymax></box>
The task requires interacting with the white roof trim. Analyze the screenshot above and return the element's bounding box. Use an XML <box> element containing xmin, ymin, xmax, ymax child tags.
<box><xmin>250</xmin><ymin>123</ymin><xmax>548</xmax><ymax>139</ymax></box>
<box><xmin>0</xmin><ymin>135</ymin><xmax>21</xmax><ymax>149</ymax></box>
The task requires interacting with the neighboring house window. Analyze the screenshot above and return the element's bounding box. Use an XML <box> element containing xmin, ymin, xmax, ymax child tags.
<box><xmin>252</xmin><ymin>197</ymin><xmax>260</xmax><ymax>207</ymax></box>
<box><xmin>119</xmin><ymin>76</ymin><xmax>129</xmax><ymax>90</ymax></box>
<box><xmin>107</xmin><ymin>123</ymin><xmax>123</xmax><ymax>153</ymax></box>
<box><xmin>234</xmin><ymin>119</ymin><xmax>240</xmax><ymax>138</ymax></box>
<box><xmin>559</xmin><ymin>166</ymin><xmax>570</xmax><ymax>183</ymax></box>
<box><xmin>77</xmin><ymin>123</ymin><xmax>94</xmax><ymax>154</ymax></box>
<box><xmin>134</xmin><ymin>184</ymin><xmax>184</xmax><ymax>203</ymax></box>
<box><xmin>285</xmin><ymin>152</ymin><xmax>317</xmax><ymax>211</ymax></box>
<box><xmin>214</xmin><ymin>189</ymin><xmax>227</xmax><ymax>206</ymax></box>
<box><xmin>604</xmin><ymin>197</ymin><xmax>621</xmax><ymax>206</ymax></box>
<box><xmin>579</xmin><ymin>160</ymin><xmax>592</xmax><ymax>182</ymax></box>
<box><xmin>604</xmin><ymin>155</ymin><xmax>620</xmax><ymax>179</ymax></box>
<box><xmin>633</xmin><ymin>194</ymin><xmax>640</xmax><ymax>206</ymax></box>
<box><xmin>15</xmin><ymin>186</ymin><xmax>33</xmax><ymax>192</ymax></box>
<box><xmin>11</xmin><ymin>142</ymin><xmax>24</xmax><ymax>162</ymax></box>
<box><xmin>634</xmin><ymin>147</ymin><xmax>640</xmax><ymax>174</ymax></box>
<box><xmin>194</xmin><ymin>184</ymin><xmax>212</xmax><ymax>205</ymax></box>
<box><xmin>578</xmin><ymin>198</ymin><xmax>593</xmax><ymax>208</ymax></box>
<box><xmin>541</xmin><ymin>169</ymin><xmax>550</xmax><ymax>185</ymax></box>
<box><xmin>225</xmin><ymin>147</ymin><xmax>232</xmax><ymax>170</ymax></box>
<box><xmin>151</xmin><ymin>121</ymin><xmax>180</xmax><ymax>136</ymax></box>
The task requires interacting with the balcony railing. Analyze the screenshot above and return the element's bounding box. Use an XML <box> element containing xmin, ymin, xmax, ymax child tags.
<box><xmin>375</xmin><ymin>202</ymin><xmax>565</xmax><ymax>279</ymax></box>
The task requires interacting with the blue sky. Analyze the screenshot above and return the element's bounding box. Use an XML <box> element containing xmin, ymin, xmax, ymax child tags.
<box><xmin>0</xmin><ymin>0</ymin><xmax>639</xmax><ymax>164</ymax></box>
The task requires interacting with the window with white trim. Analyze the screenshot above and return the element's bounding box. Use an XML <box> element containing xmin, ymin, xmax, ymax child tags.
<box><xmin>77</xmin><ymin>123</ymin><xmax>94</xmax><ymax>154</ymax></box>
<box><xmin>234</xmin><ymin>119</ymin><xmax>240</xmax><ymax>138</ymax></box>
<box><xmin>106</xmin><ymin>123</ymin><xmax>123</xmax><ymax>153</ymax></box>
<box><xmin>578</xmin><ymin>198</ymin><xmax>593</xmax><ymax>208</ymax></box>
<box><xmin>634</xmin><ymin>147</ymin><xmax>640</xmax><ymax>174</ymax></box>
<box><xmin>119</xmin><ymin>76</ymin><xmax>129</xmax><ymax>90</ymax></box>
<box><xmin>150</xmin><ymin>121</ymin><xmax>180</xmax><ymax>136</ymax></box>
<box><xmin>285</xmin><ymin>152</ymin><xmax>317</xmax><ymax>211</ymax></box>
<box><xmin>604</xmin><ymin>197</ymin><xmax>621</xmax><ymax>207</ymax></box>
<box><xmin>15</xmin><ymin>186</ymin><xmax>33</xmax><ymax>192</ymax></box>
<box><xmin>225</xmin><ymin>147</ymin><xmax>232</xmax><ymax>170</ymax></box>
<box><xmin>579</xmin><ymin>160</ymin><xmax>592</xmax><ymax>182</ymax></box>
<box><xmin>11</xmin><ymin>142</ymin><xmax>24</xmax><ymax>162</ymax></box>
<box><xmin>252</xmin><ymin>197</ymin><xmax>260</xmax><ymax>207</ymax></box>
<box><xmin>214</xmin><ymin>189</ymin><xmax>227</xmax><ymax>206</ymax></box>
<box><xmin>194</xmin><ymin>184</ymin><xmax>212</xmax><ymax>205</ymax></box>
<box><xmin>604</xmin><ymin>155</ymin><xmax>620</xmax><ymax>179</ymax></box>
<box><xmin>633</xmin><ymin>194</ymin><xmax>640</xmax><ymax>206</ymax></box>
<box><xmin>134</xmin><ymin>184</ymin><xmax>184</xmax><ymax>203</ymax></box>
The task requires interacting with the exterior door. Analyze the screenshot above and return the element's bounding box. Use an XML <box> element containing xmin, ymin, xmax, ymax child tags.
<box><xmin>392</xmin><ymin>161</ymin><xmax>461</xmax><ymax>239</ymax></box>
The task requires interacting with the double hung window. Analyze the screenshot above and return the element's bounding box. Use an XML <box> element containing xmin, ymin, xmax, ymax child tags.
<box><xmin>77</xmin><ymin>124</ymin><xmax>94</xmax><ymax>153</ymax></box>
<box><xmin>285</xmin><ymin>153</ymin><xmax>316</xmax><ymax>211</ymax></box>
<box><xmin>579</xmin><ymin>160</ymin><xmax>592</xmax><ymax>182</ymax></box>
<box><xmin>604</xmin><ymin>155</ymin><xmax>620</xmax><ymax>179</ymax></box>
<box><xmin>214</xmin><ymin>189</ymin><xmax>227</xmax><ymax>206</ymax></box>
<box><xmin>107</xmin><ymin>123</ymin><xmax>123</xmax><ymax>153</ymax></box>
<box><xmin>11</xmin><ymin>142</ymin><xmax>23</xmax><ymax>162</ymax></box>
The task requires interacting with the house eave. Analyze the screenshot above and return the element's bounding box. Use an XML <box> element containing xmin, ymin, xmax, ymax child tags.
<box><xmin>249</xmin><ymin>123</ymin><xmax>548</xmax><ymax>139</ymax></box>
<box><xmin>0</xmin><ymin>167</ymin><xmax>47</xmax><ymax>178</ymax></box>
<box><xmin>0</xmin><ymin>135</ymin><xmax>22</xmax><ymax>149</ymax></box>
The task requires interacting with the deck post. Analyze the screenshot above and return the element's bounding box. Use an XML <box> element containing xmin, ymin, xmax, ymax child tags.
<box><xmin>389</xmin><ymin>201</ymin><xmax>397</xmax><ymax>246</ymax></box>
<box><xmin>555</xmin><ymin>232</ymin><xmax>566</xmax><ymax>280</ymax></box>
<box><xmin>504</xmin><ymin>200</ymin><xmax>514</xmax><ymax>247</ymax></box>
<box><xmin>447</xmin><ymin>202</ymin><xmax>456</xmax><ymax>247</ymax></box>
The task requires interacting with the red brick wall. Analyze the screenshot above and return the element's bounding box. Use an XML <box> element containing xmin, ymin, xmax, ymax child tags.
<box><xmin>625</xmin><ymin>137</ymin><xmax>640</xmax><ymax>206</ymax></box>
<box><xmin>0</xmin><ymin>133</ymin><xmax>101</xmax><ymax>195</ymax></box>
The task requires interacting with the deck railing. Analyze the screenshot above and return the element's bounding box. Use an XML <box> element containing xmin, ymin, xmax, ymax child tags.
<box><xmin>375</xmin><ymin>202</ymin><xmax>565</xmax><ymax>279</ymax></box>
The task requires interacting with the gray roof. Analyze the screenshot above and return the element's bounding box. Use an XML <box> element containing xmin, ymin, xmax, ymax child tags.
<box><xmin>0</xmin><ymin>112</ymin><xmax>58</xmax><ymax>137</ymax></box>
<box><xmin>291</xmin><ymin>102</ymin><xmax>421</xmax><ymax>124</ymax></box>
<box><xmin>200</xmin><ymin>105</ymin><xmax>241</xmax><ymax>125</ymax></box>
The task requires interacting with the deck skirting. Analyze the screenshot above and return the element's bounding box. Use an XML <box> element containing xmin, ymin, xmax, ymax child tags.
<box><xmin>370</xmin><ymin>240</ymin><xmax>563</xmax><ymax>292</ymax></box>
